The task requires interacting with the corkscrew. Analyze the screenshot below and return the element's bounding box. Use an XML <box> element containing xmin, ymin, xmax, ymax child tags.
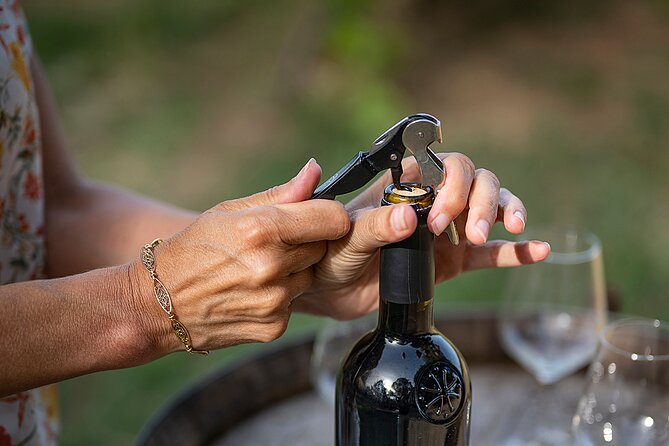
<box><xmin>311</xmin><ymin>113</ymin><xmax>459</xmax><ymax>245</ymax></box>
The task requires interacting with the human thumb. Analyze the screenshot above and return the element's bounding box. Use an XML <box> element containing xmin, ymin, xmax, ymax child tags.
<box><xmin>347</xmin><ymin>204</ymin><xmax>418</xmax><ymax>254</ymax></box>
<box><xmin>314</xmin><ymin>204</ymin><xmax>417</xmax><ymax>287</ymax></box>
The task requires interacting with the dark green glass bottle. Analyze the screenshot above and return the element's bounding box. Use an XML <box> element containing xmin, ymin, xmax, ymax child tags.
<box><xmin>335</xmin><ymin>183</ymin><xmax>472</xmax><ymax>446</ymax></box>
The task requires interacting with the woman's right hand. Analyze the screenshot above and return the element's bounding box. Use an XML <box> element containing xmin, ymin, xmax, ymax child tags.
<box><xmin>129</xmin><ymin>159</ymin><xmax>349</xmax><ymax>354</ymax></box>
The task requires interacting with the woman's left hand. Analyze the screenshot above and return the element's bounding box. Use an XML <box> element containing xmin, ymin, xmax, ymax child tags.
<box><xmin>294</xmin><ymin>153</ymin><xmax>551</xmax><ymax>320</ymax></box>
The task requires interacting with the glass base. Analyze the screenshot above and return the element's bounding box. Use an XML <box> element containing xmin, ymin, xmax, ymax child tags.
<box><xmin>497</xmin><ymin>428</ymin><xmax>572</xmax><ymax>446</ymax></box>
<box><xmin>486</xmin><ymin>382</ymin><xmax>576</xmax><ymax>446</ymax></box>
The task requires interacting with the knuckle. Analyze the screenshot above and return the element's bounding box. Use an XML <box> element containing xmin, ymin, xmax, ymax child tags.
<box><xmin>263</xmin><ymin>204</ymin><xmax>284</xmax><ymax>221</ymax></box>
<box><xmin>502</xmin><ymin>190</ymin><xmax>524</xmax><ymax>210</ymax></box>
<box><xmin>254</xmin><ymin>304</ymin><xmax>275</xmax><ymax>321</ymax></box>
<box><xmin>271</xmin><ymin>318</ymin><xmax>290</xmax><ymax>339</ymax></box>
<box><xmin>214</xmin><ymin>198</ymin><xmax>242</xmax><ymax>213</ymax></box>
<box><xmin>264</xmin><ymin>185</ymin><xmax>282</xmax><ymax>203</ymax></box>
<box><xmin>199</xmin><ymin>209</ymin><xmax>220</xmax><ymax>223</ymax></box>
<box><xmin>259</xmin><ymin>319</ymin><xmax>289</xmax><ymax>343</ymax></box>
<box><xmin>257</xmin><ymin>205</ymin><xmax>284</xmax><ymax>227</ymax></box>
<box><xmin>476</xmin><ymin>168</ymin><xmax>501</xmax><ymax>188</ymax></box>
<box><xmin>508</xmin><ymin>192</ymin><xmax>524</xmax><ymax>208</ymax></box>
<box><xmin>240</xmin><ymin>207</ymin><xmax>282</xmax><ymax>246</ymax></box>
<box><xmin>203</xmin><ymin>206</ymin><xmax>219</xmax><ymax>216</ymax></box>
<box><xmin>244</xmin><ymin>225</ymin><xmax>266</xmax><ymax>247</ymax></box>
<box><xmin>254</xmin><ymin>287</ymin><xmax>286</xmax><ymax>319</ymax></box>
<box><xmin>498</xmin><ymin>187</ymin><xmax>512</xmax><ymax>203</ymax></box>
<box><xmin>272</xmin><ymin>286</ymin><xmax>293</xmax><ymax>308</ymax></box>
<box><xmin>450</xmin><ymin>153</ymin><xmax>476</xmax><ymax>175</ymax></box>
<box><xmin>243</xmin><ymin>263</ymin><xmax>261</xmax><ymax>286</ymax></box>
<box><xmin>237</xmin><ymin>215</ymin><xmax>266</xmax><ymax>245</ymax></box>
<box><xmin>472</xmin><ymin>183</ymin><xmax>499</xmax><ymax>207</ymax></box>
<box><xmin>366</xmin><ymin>211</ymin><xmax>387</xmax><ymax>243</ymax></box>
<box><xmin>215</xmin><ymin>203</ymin><xmax>232</xmax><ymax>212</ymax></box>
<box><xmin>252</xmin><ymin>257</ymin><xmax>281</xmax><ymax>284</ymax></box>
<box><xmin>472</xmin><ymin>196</ymin><xmax>498</xmax><ymax>216</ymax></box>
<box><xmin>325</xmin><ymin>202</ymin><xmax>351</xmax><ymax>238</ymax></box>
<box><xmin>352</xmin><ymin>210</ymin><xmax>383</xmax><ymax>244</ymax></box>
<box><xmin>257</xmin><ymin>328</ymin><xmax>277</xmax><ymax>343</ymax></box>
<box><xmin>246</xmin><ymin>272</ymin><xmax>265</xmax><ymax>289</ymax></box>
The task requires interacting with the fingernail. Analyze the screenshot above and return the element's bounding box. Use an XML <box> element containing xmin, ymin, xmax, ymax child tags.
<box><xmin>475</xmin><ymin>219</ymin><xmax>490</xmax><ymax>242</ymax></box>
<box><xmin>513</xmin><ymin>210</ymin><xmax>526</xmax><ymax>230</ymax></box>
<box><xmin>391</xmin><ymin>206</ymin><xmax>408</xmax><ymax>231</ymax></box>
<box><xmin>531</xmin><ymin>240</ymin><xmax>551</xmax><ymax>254</ymax></box>
<box><xmin>432</xmin><ymin>213</ymin><xmax>450</xmax><ymax>236</ymax></box>
<box><xmin>296</xmin><ymin>158</ymin><xmax>315</xmax><ymax>178</ymax></box>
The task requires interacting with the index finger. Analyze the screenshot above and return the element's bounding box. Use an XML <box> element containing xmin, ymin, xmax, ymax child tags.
<box><xmin>428</xmin><ymin>153</ymin><xmax>476</xmax><ymax>235</ymax></box>
<box><xmin>272</xmin><ymin>200</ymin><xmax>351</xmax><ymax>244</ymax></box>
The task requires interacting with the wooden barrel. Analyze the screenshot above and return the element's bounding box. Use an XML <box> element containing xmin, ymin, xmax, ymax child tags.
<box><xmin>137</xmin><ymin>311</ymin><xmax>586</xmax><ymax>445</ymax></box>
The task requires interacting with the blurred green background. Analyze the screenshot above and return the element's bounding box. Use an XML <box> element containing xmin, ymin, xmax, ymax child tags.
<box><xmin>22</xmin><ymin>0</ymin><xmax>669</xmax><ymax>444</ymax></box>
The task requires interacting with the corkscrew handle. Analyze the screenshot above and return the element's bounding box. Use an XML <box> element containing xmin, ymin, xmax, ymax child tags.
<box><xmin>311</xmin><ymin>152</ymin><xmax>381</xmax><ymax>200</ymax></box>
<box><xmin>309</xmin><ymin>113</ymin><xmax>459</xmax><ymax>244</ymax></box>
<box><xmin>310</xmin><ymin>114</ymin><xmax>434</xmax><ymax>200</ymax></box>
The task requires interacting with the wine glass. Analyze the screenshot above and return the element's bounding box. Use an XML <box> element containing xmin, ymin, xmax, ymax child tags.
<box><xmin>572</xmin><ymin>318</ymin><xmax>669</xmax><ymax>445</ymax></box>
<box><xmin>496</xmin><ymin>225</ymin><xmax>608</xmax><ymax>444</ymax></box>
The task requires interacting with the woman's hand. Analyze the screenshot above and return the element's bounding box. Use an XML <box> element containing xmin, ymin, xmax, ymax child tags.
<box><xmin>130</xmin><ymin>160</ymin><xmax>350</xmax><ymax>353</ymax></box>
<box><xmin>294</xmin><ymin>153</ymin><xmax>551</xmax><ymax>320</ymax></box>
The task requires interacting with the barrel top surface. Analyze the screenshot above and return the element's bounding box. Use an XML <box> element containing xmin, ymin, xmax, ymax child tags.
<box><xmin>213</xmin><ymin>364</ymin><xmax>584</xmax><ymax>446</ymax></box>
<box><xmin>137</xmin><ymin>312</ymin><xmax>587</xmax><ymax>446</ymax></box>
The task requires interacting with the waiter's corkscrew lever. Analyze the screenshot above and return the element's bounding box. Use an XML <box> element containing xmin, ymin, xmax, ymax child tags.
<box><xmin>311</xmin><ymin>113</ymin><xmax>459</xmax><ymax>245</ymax></box>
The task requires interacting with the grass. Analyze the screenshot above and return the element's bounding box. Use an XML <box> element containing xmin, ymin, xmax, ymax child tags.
<box><xmin>20</xmin><ymin>0</ymin><xmax>669</xmax><ymax>444</ymax></box>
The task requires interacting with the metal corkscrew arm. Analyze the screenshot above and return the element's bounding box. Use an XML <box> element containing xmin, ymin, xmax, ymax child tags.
<box><xmin>310</xmin><ymin>114</ymin><xmax>416</xmax><ymax>200</ymax></box>
<box><xmin>402</xmin><ymin>117</ymin><xmax>460</xmax><ymax>245</ymax></box>
<box><xmin>311</xmin><ymin>113</ymin><xmax>459</xmax><ymax>245</ymax></box>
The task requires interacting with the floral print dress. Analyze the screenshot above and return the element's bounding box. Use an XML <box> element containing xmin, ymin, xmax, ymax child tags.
<box><xmin>0</xmin><ymin>1</ymin><xmax>59</xmax><ymax>445</ymax></box>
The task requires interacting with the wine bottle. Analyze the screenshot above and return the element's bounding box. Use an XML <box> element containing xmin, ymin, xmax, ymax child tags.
<box><xmin>336</xmin><ymin>183</ymin><xmax>472</xmax><ymax>446</ymax></box>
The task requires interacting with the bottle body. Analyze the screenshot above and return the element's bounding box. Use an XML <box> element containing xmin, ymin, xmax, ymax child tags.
<box><xmin>335</xmin><ymin>184</ymin><xmax>472</xmax><ymax>446</ymax></box>
<box><xmin>336</xmin><ymin>322</ymin><xmax>471</xmax><ymax>446</ymax></box>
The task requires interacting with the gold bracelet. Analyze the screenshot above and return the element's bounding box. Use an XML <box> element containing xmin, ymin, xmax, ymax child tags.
<box><xmin>140</xmin><ymin>238</ymin><xmax>209</xmax><ymax>355</ymax></box>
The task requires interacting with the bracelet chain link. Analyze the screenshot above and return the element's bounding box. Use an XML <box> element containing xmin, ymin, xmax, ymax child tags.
<box><xmin>140</xmin><ymin>238</ymin><xmax>209</xmax><ymax>355</ymax></box>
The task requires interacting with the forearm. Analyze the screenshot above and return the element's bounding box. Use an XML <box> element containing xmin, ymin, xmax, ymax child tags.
<box><xmin>0</xmin><ymin>261</ymin><xmax>165</xmax><ymax>397</ymax></box>
<box><xmin>46</xmin><ymin>180</ymin><xmax>195</xmax><ymax>277</ymax></box>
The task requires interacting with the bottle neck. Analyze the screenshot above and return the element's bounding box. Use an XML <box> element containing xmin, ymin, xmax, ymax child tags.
<box><xmin>378</xmin><ymin>298</ymin><xmax>434</xmax><ymax>335</ymax></box>
<box><xmin>378</xmin><ymin>207</ymin><xmax>435</xmax><ymax>335</ymax></box>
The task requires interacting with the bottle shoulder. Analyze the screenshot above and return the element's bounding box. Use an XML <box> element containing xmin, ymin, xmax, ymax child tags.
<box><xmin>343</xmin><ymin>330</ymin><xmax>467</xmax><ymax>374</ymax></box>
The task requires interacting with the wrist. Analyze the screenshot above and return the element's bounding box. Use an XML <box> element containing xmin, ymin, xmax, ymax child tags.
<box><xmin>123</xmin><ymin>260</ymin><xmax>176</xmax><ymax>362</ymax></box>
